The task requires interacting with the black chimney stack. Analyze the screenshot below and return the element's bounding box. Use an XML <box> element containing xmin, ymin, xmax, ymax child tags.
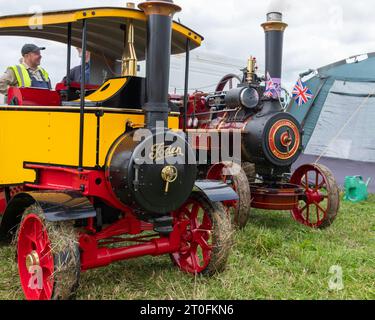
<box><xmin>261</xmin><ymin>12</ymin><xmax>288</xmax><ymax>110</ymax></box>
<box><xmin>138</xmin><ymin>0</ymin><xmax>181</xmax><ymax>128</ymax></box>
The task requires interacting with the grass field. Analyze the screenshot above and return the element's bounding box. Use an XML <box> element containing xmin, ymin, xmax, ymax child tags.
<box><xmin>0</xmin><ymin>195</ymin><xmax>374</xmax><ymax>300</ymax></box>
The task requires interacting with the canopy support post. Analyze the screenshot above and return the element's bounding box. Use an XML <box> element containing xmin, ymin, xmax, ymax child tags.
<box><xmin>79</xmin><ymin>19</ymin><xmax>87</xmax><ymax>171</ymax></box>
<box><xmin>66</xmin><ymin>22</ymin><xmax>72</xmax><ymax>87</ymax></box>
<box><xmin>183</xmin><ymin>39</ymin><xmax>190</xmax><ymax>132</ymax></box>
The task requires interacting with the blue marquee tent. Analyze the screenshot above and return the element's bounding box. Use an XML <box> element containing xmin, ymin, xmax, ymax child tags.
<box><xmin>288</xmin><ymin>52</ymin><xmax>375</xmax><ymax>193</ymax></box>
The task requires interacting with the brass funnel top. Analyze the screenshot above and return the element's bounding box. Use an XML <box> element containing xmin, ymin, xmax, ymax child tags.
<box><xmin>138</xmin><ymin>0</ymin><xmax>181</xmax><ymax>16</ymax></box>
<box><xmin>261</xmin><ymin>12</ymin><xmax>288</xmax><ymax>32</ymax></box>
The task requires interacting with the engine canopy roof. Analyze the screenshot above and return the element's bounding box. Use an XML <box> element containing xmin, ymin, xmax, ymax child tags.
<box><xmin>0</xmin><ymin>7</ymin><xmax>204</xmax><ymax>61</ymax></box>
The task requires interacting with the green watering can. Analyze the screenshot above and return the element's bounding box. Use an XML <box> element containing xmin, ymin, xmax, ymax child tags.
<box><xmin>344</xmin><ymin>176</ymin><xmax>371</xmax><ymax>203</ymax></box>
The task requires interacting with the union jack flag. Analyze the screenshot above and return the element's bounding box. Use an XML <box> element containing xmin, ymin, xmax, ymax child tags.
<box><xmin>264</xmin><ymin>72</ymin><xmax>276</xmax><ymax>97</ymax></box>
<box><xmin>292</xmin><ymin>78</ymin><xmax>314</xmax><ymax>106</ymax></box>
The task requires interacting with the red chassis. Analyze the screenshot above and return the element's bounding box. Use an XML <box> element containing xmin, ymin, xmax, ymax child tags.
<box><xmin>23</xmin><ymin>164</ymin><xmax>184</xmax><ymax>271</ymax></box>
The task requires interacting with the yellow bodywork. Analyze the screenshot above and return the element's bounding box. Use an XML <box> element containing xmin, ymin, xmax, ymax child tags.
<box><xmin>80</xmin><ymin>78</ymin><xmax>128</xmax><ymax>102</ymax></box>
<box><xmin>0</xmin><ymin>6</ymin><xmax>198</xmax><ymax>186</ymax></box>
<box><xmin>0</xmin><ymin>107</ymin><xmax>179</xmax><ymax>185</ymax></box>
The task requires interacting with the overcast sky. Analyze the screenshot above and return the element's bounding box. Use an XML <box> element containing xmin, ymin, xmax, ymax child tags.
<box><xmin>0</xmin><ymin>0</ymin><xmax>374</xmax><ymax>92</ymax></box>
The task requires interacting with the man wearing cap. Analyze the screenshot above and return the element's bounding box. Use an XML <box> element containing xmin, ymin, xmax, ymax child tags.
<box><xmin>0</xmin><ymin>44</ymin><xmax>51</xmax><ymax>96</ymax></box>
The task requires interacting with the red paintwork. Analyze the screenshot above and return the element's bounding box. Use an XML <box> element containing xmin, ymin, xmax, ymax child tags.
<box><xmin>249</xmin><ymin>183</ymin><xmax>304</xmax><ymax>210</ymax></box>
<box><xmin>21</xmin><ymin>164</ymin><xmax>215</xmax><ymax>273</ymax></box>
<box><xmin>24</xmin><ymin>164</ymin><xmax>168</xmax><ymax>270</ymax></box>
<box><xmin>55</xmin><ymin>81</ymin><xmax>100</xmax><ymax>93</ymax></box>
<box><xmin>170</xmin><ymin>197</ymin><xmax>213</xmax><ymax>274</ymax></box>
<box><xmin>179</xmin><ymin>92</ymin><xmax>210</xmax><ymax>129</ymax></box>
<box><xmin>206</xmin><ymin>163</ymin><xmax>238</xmax><ymax>210</ymax></box>
<box><xmin>25</xmin><ymin>163</ymin><xmax>129</xmax><ymax>213</ymax></box>
<box><xmin>0</xmin><ymin>199</ymin><xmax>6</xmax><ymax>215</ymax></box>
<box><xmin>17</xmin><ymin>213</ymin><xmax>54</xmax><ymax>300</ymax></box>
<box><xmin>7</xmin><ymin>87</ymin><xmax>61</xmax><ymax>106</ymax></box>
<box><xmin>290</xmin><ymin>164</ymin><xmax>330</xmax><ymax>228</ymax></box>
<box><xmin>80</xmin><ymin>226</ymin><xmax>180</xmax><ymax>270</ymax></box>
<box><xmin>0</xmin><ymin>189</ymin><xmax>6</xmax><ymax>215</ymax></box>
<box><xmin>78</xmin><ymin>197</ymin><xmax>214</xmax><ymax>271</ymax></box>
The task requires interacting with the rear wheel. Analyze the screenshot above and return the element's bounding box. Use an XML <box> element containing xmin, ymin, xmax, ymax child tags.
<box><xmin>16</xmin><ymin>204</ymin><xmax>80</xmax><ymax>300</ymax></box>
<box><xmin>170</xmin><ymin>192</ymin><xmax>233</xmax><ymax>276</ymax></box>
<box><xmin>207</xmin><ymin>162</ymin><xmax>251</xmax><ymax>229</ymax></box>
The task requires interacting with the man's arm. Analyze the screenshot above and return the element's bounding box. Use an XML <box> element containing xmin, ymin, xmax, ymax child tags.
<box><xmin>0</xmin><ymin>68</ymin><xmax>18</xmax><ymax>95</ymax></box>
<box><xmin>69</xmin><ymin>66</ymin><xmax>82</xmax><ymax>83</ymax></box>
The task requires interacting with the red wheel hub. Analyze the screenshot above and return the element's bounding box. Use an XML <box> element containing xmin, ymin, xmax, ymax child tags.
<box><xmin>171</xmin><ymin>199</ymin><xmax>213</xmax><ymax>274</ymax></box>
<box><xmin>17</xmin><ymin>214</ymin><xmax>54</xmax><ymax>300</ymax></box>
<box><xmin>290</xmin><ymin>164</ymin><xmax>330</xmax><ymax>228</ymax></box>
<box><xmin>305</xmin><ymin>189</ymin><xmax>324</xmax><ymax>204</ymax></box>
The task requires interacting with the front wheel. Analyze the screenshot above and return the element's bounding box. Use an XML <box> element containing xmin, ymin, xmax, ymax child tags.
<box><xmin>170</xmin><ymin>192</ymin><xmax>233</xmax><ymax>276</ymax></box>
<box><xmin>290</xmin><ymin>163</ymin><xmax>340</xmax><ymax>229</ymax></box>
<box><xmin>16</xmin><ymin>204</ymin><xmax>80</xmax><ymax>300</ymax></box>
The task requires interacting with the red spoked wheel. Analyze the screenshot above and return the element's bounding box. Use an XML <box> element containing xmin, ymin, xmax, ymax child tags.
<box><xmin>18</xmin><ymin>213</ymin><xmax>54</xmax><ymax>300</ymax></box>
<box><xmin>17</xmin><ymin>204</ymin><xmax>80</xmax><ymax>300</ymax></box>
<box><xmin>207</xmin><ymin>162</ymin><xmax>251</xmax><ymax>229</ymax></box>
<box><xmin>290</xmin><ymin>163</ymin><xmax>340</xmax><ymax>229</ymax></box>
<box><xmin>170</xmin><ymin>192</ymin><xmax>233</xmax><ymax>276</ymax></box>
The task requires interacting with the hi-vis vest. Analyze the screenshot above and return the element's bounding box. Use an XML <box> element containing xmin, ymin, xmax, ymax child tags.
<box><xmin>10</xmin><ymin>64</ymin><xmax>50</xmax><ymax>88</ymax></box>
